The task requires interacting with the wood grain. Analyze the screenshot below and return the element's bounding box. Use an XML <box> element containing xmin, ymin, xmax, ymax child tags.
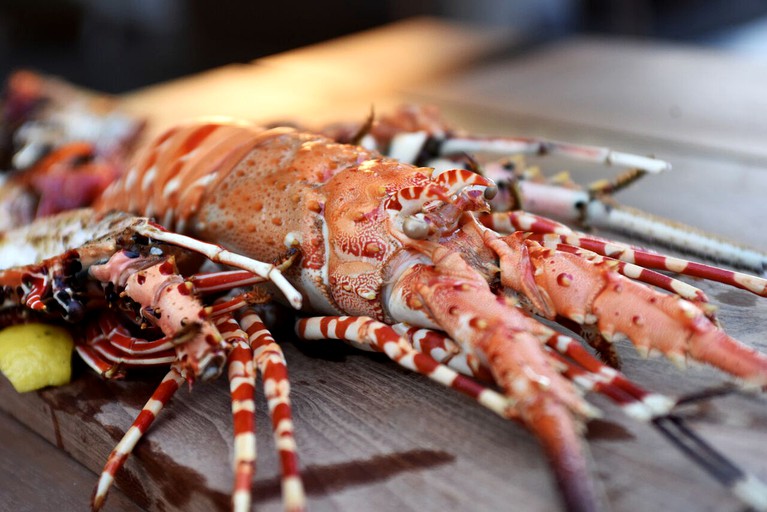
<box><xmin>2</xmin><ymin>310</ymin><xmax>766</xmax><ymax>512</ymax></box>
<box><xmin>0</xmin><ymin>409</ymin><xmax>142</xmax><ymax>512</ymax></box>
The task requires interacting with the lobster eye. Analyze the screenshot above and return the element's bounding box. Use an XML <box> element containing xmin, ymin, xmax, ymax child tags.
<box><xmin>484</xmin><ymin>185</ymin><xmax>498</xmax><ymax>200</ymax></box>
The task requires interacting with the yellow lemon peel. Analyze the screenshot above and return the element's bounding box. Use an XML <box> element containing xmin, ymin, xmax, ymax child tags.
<box><xmin>0</xmin><ymin>323</ymin><xmax>74</xmax><ymax>392</ymax></box>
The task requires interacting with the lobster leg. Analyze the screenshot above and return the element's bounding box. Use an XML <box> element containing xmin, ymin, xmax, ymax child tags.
<box><xmin>534</xmin><ymin>240</ymin><xmax>714</xmax><ymax>307</ymax></box>
<box><xmin>393</xmin><ymin>322</ymin><xmax>672</xmax><ymax>420</ymax></box>
<box><xmin>487</xmin><ymin>231</ymin><xmax>767</xmax><ymax>386</ymax></box>
<box><xmin>82</xmin><ymin>330</ymin><xmax>177</xmax><ymax>368</ymax></box>
<box><xmin>392</xmin><ymin>323</ymin><xmax>493</xmax><ymax>382</ymax></box>
<box><xmin>89</xmin><ymin>315</ymin><xmax>186</xmax><ymax>356</ymax></box>
<box><xmin>189</xmin><ymin>270</ymin><xmax>269</xmax><ymax>294</ymax></box>
<box><xmin>240</xmin><ymin>308</ymin><xmax>306</xmax><ymax>512</ymax></box>
<box><xmin>482</xmin><ymin>209</ymin><xmax>767</xmax><ymax>290</ymax></box>
<box><xmin>92</xmin><ymin>365</ymin><xmax>186</xmax><ymax>511</ymax></box>
<box><xmin>74</xmin><ymin>345</ymin><xmax>127</xmax><ymax>380</ymax></box>
<box><xmin>296</xmin><ymin>316</ymin><xmax>515</xmax><ymax>420</ymax></box>
<box><xmin>187</xmin><ymin>249</ymin><xmax>299</xmax><ymax>295</ymax></box>
<box><xmin>384</xmin><ymin>129</ymin><xmax>670</xmax><ymax>175</ymax></box>
<box><xmin>531</xmin><ymin>232</ymin><xmax>767</xmax><ymax>296</ymax></box>
<box><xmin>214</xmin><ymin>314</ymin><xmax>259</xmax><ymax>512</ymax></box>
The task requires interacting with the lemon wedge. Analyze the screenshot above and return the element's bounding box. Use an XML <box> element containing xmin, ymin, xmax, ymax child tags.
<box><xmin>0</xmin><ymin>323</ymin><xmax>75</xmax><ymax>392</ymax></box>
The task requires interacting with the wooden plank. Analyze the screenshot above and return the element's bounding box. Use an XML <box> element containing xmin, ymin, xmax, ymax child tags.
<box><xmin>0</xmin><ymin>409</ymin><xmax>143</xmax><ymax>511</ymax></box>
<box><xmin>409</xmin><ymin>37</ymin><xmax>767</xmax><ymax>161</ymax></box>
<box><xmin>2</xmin><ymin>311</ymin><xmax>766</xmax><ymax>512</ymax></box>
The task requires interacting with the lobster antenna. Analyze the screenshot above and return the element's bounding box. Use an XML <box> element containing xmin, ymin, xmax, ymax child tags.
<box><xmin>652</xmin><ymin>415</ymin><xmax>767</xmax><ymax>511</ymax></box>
<box><xmin>350</xmin><ymin>105</ymin><xmax>376</xmax><ymax>147</ymax></box>
<box><xmin>673</xmin><ymin>383</ymin><xmax>741</xmax><ymax>406</ymax></box>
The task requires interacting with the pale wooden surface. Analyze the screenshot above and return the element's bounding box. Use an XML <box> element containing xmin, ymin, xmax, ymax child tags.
<box><xmin>2</xmin><ymin>19</ymin><xmax>767</xmax><ymax>512</ymax></box>
<box><xmin>0</xmin><ymin>409</ymin><xmax>142</xmax><ymax>512</ymax></box>
<box><xmin>413</xmin><ymin>37</ymin><xmax>767</xmax><ymax>161</ymax></box>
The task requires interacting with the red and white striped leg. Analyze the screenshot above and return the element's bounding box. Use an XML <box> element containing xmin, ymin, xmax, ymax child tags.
<box><xmin>89</xmin><ymin>314</ymin><xmax>187</xmax><ymax>356</ymax></box>
<box><xmin>393</xmin><ymin>322</ymin><xmax>673</xmax><ymax>421</ymax></box>
<box><xmin>76</xmin><ymin>316</ymin><xmax>177</xmax><ymax>378</ymax></box>
<box><xmin>482</xmin><ymin>210</ymin><xmax>767</xmax><ymax>297</ymax></box>
<box><xmin>540</xmin><ymin>332</ymin><xmax>673</xmax><ymax>420</ymax></box>
<box><xmin>189</xmin><ymin>270</ymin><xmax>267</xmax><ymax>294</ymax></box>
<box><xmin>240</xmin><ymin>309</ymin><xmax>305</xmax><ymax>512</ymax></box>
<box><xmin>440</xmin><ymin>135</ymin><xmax>670</xmax><ymax>173</ymax></box>
<box><xmin>536</xmin><ymin>239</ymin><xmax>713</xmax><ymax>306</ymax></box>
<box><xmin>386</xmin><ymin>130</ymin><xmax>671</xmax><ymax>174</ymax></box>
<box><xmin>188</xmin><ymin>249</ymin><xmax>298</xmax><ymax>295</ymax></box>
<box><xmin>92</xmin><ymin>366</ymin><xmax>186</xmax><ymax>510</ymax></box>
<box><xmin>296</xmin><ymin>316</ymin><xmax>514</xmax><ymax>419</ymax></box>
<box><xmin>74</xmin><ymin>345</ymin><xmax>126</xmax><ymax>380</ymax></box>
<box><xmin>215</xmin><ymin>315</ymin><xmax>258</xmax><ymax>512</ymax></box>
<box><xmin>532</xmin><ymin>232</ymin><xmax>767</xmax><ymax>297</ymax></box>
<box><xmin>391</xmin><ymin>323</ymin><xmax>494</xmax><ymax>383</ymax></box>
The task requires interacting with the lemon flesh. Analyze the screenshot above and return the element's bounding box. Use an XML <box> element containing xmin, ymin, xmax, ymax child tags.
<box><xmin>0</xmin><ymin>323</ymin><xmax>75</xmax><ymax>392</ymax></box>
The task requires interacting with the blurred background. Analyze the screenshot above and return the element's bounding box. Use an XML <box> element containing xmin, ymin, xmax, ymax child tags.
<box><xmin>1</xmin><ymin>0</ymin><xmax>767</xmax><ymax>93</ymax></box>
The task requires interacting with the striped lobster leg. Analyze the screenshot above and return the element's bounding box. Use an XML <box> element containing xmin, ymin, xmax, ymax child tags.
<box><xmin>531</xmin><ymin>232</ymin><xmax>767</xmax><ymax>296</ymax></box>
<box><xmin>481</xmin><ymin>210</ymin><xmax>767</xmax><ymax>295</ymax></box>
<box><xmin>392</xmin><ymin>323</ymin><xmax>673</xmax><ymax>420</ymax></box>
<box><xmin>214</xmin><ymin>314</ymin><xmax>259</xmax><ymax>512</ymax></box>
<box><xmin>76</xmin><ymin>315</ymin><xmax>178</xmax><ymax>378</ymax></box>
<box><xmin>391</xmin><ymin>322</ymin><xmax>494</xmax><ymax>383</ymax></box>
<box><xmin>239</xmin><ymin>309</ymin><xmax>306</xmax><ymax>512</ymax></box>
<box><xmin>91</xmin><ymin>366</ymin><xmax>187</xmax><ymax>510</ymax></box>
<box><xmin>383</xmin><ymin>127</ymin><xmax>670</xmax><ymax>175</ymax></box>
<box><xmin>187</xmin><ymin>249</ymin><xmax>298</xmax><ymax>295</ymax></box>
<box><xmin>296</xmin><ymin>316</ymin><xmax>515</xmax><ymax>420</ymax></box>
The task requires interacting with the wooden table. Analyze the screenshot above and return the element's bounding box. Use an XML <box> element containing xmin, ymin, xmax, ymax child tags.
<box><xmin>2</xmin><ymin>18</ymin><xmax>767</xmax><ymax>512</ymax></box>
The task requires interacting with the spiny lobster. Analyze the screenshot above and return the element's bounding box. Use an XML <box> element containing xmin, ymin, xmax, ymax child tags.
<box><xmin>2</xmin><ymin>87</ymin><xmax>767</xmax><ymax>511</ymax></box>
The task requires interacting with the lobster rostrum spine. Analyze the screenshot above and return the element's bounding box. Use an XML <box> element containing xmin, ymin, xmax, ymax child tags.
<box><xmin>86</xmin><ymin>120</ymin><xmax>767</xmax><ymax>510</ymax></box>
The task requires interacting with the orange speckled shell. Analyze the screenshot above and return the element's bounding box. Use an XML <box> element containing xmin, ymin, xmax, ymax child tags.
<box><xmin>96</xmin><ymin>120</ymin><xmax>434</xmax><ymax>318</ymax></box>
